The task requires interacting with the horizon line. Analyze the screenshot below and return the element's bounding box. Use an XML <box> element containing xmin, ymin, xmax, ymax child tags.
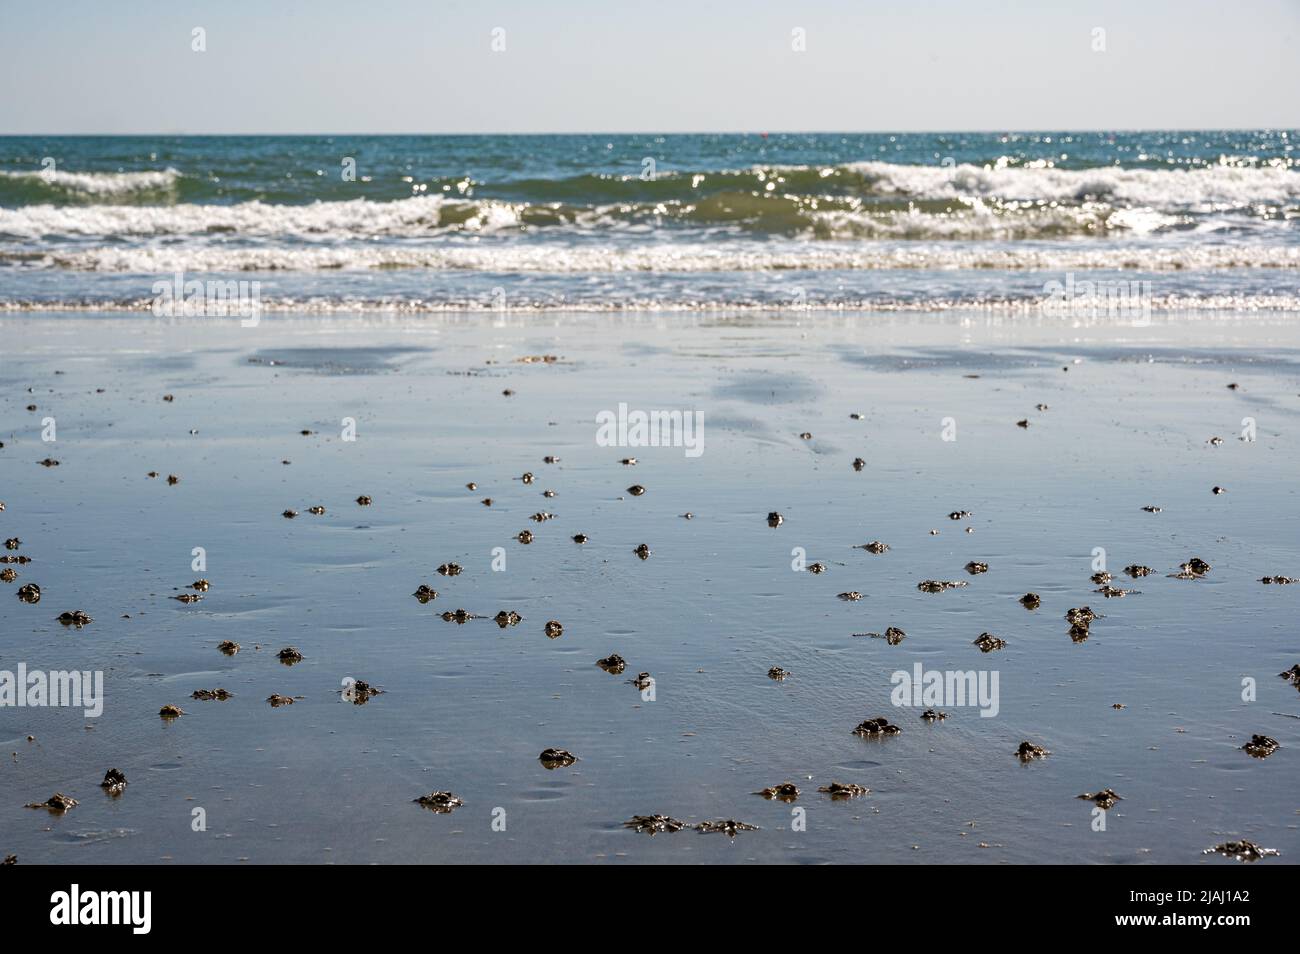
<box><xmin>2</xmin><ymin>127</ymin><xmax>1297</xmax><ymax>138</ymax></box>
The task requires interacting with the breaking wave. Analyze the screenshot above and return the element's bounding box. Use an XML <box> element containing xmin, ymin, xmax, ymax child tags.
<box><xmin>0</xmin><ymin>168</ymin><xmax>183</xmax><ymax>203</ymax></box>
<box><xmin>1</xmin><ymin>143</ymin><xmax>1295</xmax><ymax>312</ymax></box>
<box><xmin>0</xmin><ymin>162</ymin><xmax>1295</xmax><ymax>243</ymax></box>
<box><xmin>6</xmin><ymin>241</ymin><xmax>1296</xmax><ymax>273</ymax></box>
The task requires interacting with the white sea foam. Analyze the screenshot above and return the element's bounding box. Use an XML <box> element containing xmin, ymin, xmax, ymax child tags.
<box><xmin>0</xmin><ymin>168</ymin><xmax>182</xmax><ymax>196</ymax></box>
<box><xmin>4</xmin><ymin>292</ymin><xmax>1299</xmax><ymax>315</ymax></box>
<box><xmin>1</xmin><ymin>161</ymin><xmax>1296</xmax><ymax>243</ymax></box>
<box><xmin>0</xmin><ymin>198</ymin><xmax>1275</xmax><ymax>244</ymax></box>
<box><xmin>0</xmin><ymin>195</ymin><xmax>457</xmax><ymax>238</ymax></box>
<box><xmin>840</xmin><ymin>161</ymin><xmax>1300</xmax><ymax>209</ymax></box>
<box><xmin>20</xmin><ymin>241</ymin><xmax>1299</xmax><ymax>273</ymax></box>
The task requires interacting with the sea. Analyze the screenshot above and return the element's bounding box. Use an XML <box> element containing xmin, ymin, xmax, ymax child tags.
<box><xmin>2</xmin><ymin>134</ymin><xmax>1299</xmax><ymax>865</ymax></box>
<box><xmin>0</xmin><ymin>131</ymin><xmax>1296</xmax><ymax>313</ymax></box>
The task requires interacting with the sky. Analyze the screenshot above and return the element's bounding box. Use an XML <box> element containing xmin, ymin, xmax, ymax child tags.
<box><xmin>1</xmin><ymin>0</ymin><xmax>1297</xmax><ymax>134</ymax></box>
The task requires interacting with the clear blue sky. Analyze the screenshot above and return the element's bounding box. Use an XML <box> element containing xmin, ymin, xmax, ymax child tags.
<box><xmin>2</xmin><ymin>0</ymin><xmax>1297</xmax><ymax>133</ymax></box>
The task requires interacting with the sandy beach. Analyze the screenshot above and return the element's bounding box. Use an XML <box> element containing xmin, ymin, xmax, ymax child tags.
<box><xmin>2</xmin><ymin>309</ymin><xmax>1296</xmax><ymax>864</ymax></box>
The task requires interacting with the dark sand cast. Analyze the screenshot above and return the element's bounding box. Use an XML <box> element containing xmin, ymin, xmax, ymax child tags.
<box><xmin>0</xmin><ymin>311</ymin><xmax>1296</xmax><ymax>864</ymax></box>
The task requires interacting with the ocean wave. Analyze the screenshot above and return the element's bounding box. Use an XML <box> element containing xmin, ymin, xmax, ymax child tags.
<box><xmin>9</xmin><ymin>242</ymin><xmax>1297</xmax><ymax>273</ymax></box>
<box><xmin>0</xmin><ymin>160</ymin><xmax>1295</xmax><ymax>235</ymax></box>
<box><xmin>838</xmin><ymin>160</ymin><xmax>1300</xmax><ymax>210</ymax></box>
<box><xmin>519</xmin><ymin>160</ymin><xmax>1300</xmax><ymax>212</ymax></box>
<box><xmin>0</xmin><ymin>168</ymin><xmax>183</xmax><ymax>201</ymax></box>
<box><xmin>0</xmin><ymin>195</ymin><xmax>453</xmax><ymax>238</ymax></box>
<box><xmin>0</xmin><ymin>191</ymin><xmax>1278</xmax><ymax>243</ymax></box>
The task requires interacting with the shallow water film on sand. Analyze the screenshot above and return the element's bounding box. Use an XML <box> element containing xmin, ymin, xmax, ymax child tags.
<box><xmin>1</xmin><ymin>310</ymin><xmax>1296</xmax><ymax>865</ymax></box>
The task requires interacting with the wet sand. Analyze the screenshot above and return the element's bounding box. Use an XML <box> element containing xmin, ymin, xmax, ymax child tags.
<box><xmin>1</xmin><ymin>310</ymin><xmax>1297</xmax><ymax>864</ymax></box>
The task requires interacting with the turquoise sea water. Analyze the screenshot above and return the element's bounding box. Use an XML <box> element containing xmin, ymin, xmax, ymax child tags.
<box><xmin>1</xmin><ymin>132</ymin><xmax>1297</xmax><ymax>311</ymax></box>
